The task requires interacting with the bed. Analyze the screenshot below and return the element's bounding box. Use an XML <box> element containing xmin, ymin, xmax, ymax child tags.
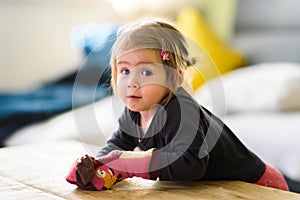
<box><xmin>2</xmin><ymin>0</ymin><xmax>300</xmax><ymax>191</ymax></box>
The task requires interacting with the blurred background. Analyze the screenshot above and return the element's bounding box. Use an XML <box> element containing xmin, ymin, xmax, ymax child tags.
<box><xmin>0</xmin><ymin>0</ymin><xmax>240</xmax><ymax>144</ymax></box>
<box><xmin>0</xmin><ymin>0</ymin><xmax>237</xmax><ymax>91</ymax></box>
<box><xmin>1</xmin><ymin>0</ymin><xmax>300</xmax><ymax>192</ymax></box>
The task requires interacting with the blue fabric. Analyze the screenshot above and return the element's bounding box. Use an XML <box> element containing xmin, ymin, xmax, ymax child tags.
<box><xmin>70</xmin><ymin>22</ymin><xmax>118</xmax><ymax>68</ymax></box>
<box><xmin>0</xmin><ymin>84</ymin><xmax>109</xmax><ymax>118</ymax></box>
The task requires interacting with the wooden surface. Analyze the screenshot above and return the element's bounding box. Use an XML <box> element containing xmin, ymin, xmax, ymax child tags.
<box><xmin>0</xmin><ymin>140</ymin><xmax>300</xmax><ymax>200</ymax></box>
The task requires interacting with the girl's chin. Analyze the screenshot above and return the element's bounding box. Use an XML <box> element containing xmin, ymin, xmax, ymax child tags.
<box><xmin>126</xmin><ymin>105</ymin><xmax>146</xmax><ymax>112</ymax></box>
<box><xmin>126</xmin><ymin>104</ymin><xmax>140</xmax><ymax>112</ymax></box>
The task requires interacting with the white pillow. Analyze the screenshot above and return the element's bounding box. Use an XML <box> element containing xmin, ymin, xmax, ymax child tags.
<box><xmin>194</xmin><ymin>62</ymin><xmax>300</xmax><ymax>115</ymax></box>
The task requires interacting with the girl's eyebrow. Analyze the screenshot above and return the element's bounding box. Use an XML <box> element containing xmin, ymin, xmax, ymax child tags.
<box><xmin>117</xmin><ymin>61</ymin><xmax>156</xmax><ymax>66</ymax></box>
<box><xmin>116</xmin><ymin>61</ymin><xmax>129</xmax><ymax>66</ymax></box>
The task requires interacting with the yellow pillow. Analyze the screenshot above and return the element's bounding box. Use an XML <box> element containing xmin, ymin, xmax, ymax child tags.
<box><xmin>176</xmin><ymin>7</ymin><xmax>246</xmax><ymax>90</ymax></box>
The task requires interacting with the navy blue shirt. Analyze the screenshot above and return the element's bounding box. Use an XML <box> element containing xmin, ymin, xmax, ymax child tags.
<box><xmin>97</xmin><ymin>87</ymin><xmax>265</xmax><ymax>182</ymax></box>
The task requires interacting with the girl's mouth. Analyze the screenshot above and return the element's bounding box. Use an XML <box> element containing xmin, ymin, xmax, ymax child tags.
<box><xmin>127</xmin><ymin>95</ymin><xmax>141</xmax><ymax>99</ymax></box>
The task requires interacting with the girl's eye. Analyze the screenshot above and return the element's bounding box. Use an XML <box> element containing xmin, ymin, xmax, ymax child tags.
<box><xmin>142</xmin><ymin>70</ymin><xmax>152</xmax><ymax>76</ymax></box>
<box><xmin>121</xmin><ymin>68</ymin><xmax>130</xmax><ymax>75</ymax></box>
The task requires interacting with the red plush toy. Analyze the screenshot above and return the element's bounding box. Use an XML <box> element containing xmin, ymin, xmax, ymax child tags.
<box><xmin>66</xmin><ymin>149</ymin><xmax>155</xmax><ymax>190</ymax></box>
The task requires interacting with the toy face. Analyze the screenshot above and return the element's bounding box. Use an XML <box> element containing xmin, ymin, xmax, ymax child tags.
<box><xmin>96</xmin><ymin>168</ymin><xmax>117</xmax><ymax>189</ymax></box>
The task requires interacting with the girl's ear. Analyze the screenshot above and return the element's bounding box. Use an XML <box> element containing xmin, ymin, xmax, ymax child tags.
<box><xmin>178</xmin><ymin>69</ymin><xmax>184</xmax><ymax>85</ymax></box>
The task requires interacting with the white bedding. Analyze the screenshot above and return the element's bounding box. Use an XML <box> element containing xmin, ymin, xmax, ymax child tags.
<box><xmin>5</xmin><ymin>96</ymin><xmax>119</xmax><ymax>151</ymax></box>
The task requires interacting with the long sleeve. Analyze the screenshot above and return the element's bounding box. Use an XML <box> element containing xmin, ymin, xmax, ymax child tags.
<box><xmin>96</xmin><ymin>108</ymin><xmax>139</xmax><ymax>157</ymax></box>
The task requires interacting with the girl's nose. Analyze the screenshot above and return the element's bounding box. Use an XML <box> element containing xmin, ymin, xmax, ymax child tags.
<box><xmin>127</xmin><ymin>74</ymin><xmax>139</xmax><ymax>89</ymax></box>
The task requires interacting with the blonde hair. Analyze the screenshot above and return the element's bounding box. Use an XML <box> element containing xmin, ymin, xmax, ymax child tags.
<box><xmin>110</xmin><ymin>18</ymin><xmax>195</xmax><ymax>105</ymax></box>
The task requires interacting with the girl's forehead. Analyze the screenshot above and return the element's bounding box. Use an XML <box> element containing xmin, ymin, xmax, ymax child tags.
<box><xmin>116</xmin><ymin>49</ymin><xmax>162</xmax><ymax>65</ymax></box>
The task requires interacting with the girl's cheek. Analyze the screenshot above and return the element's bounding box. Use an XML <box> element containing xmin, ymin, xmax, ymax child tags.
<box><xmin>116</xmin><ymin>78</ymin><xmax>127</xmax><ymax>93</ymax></box>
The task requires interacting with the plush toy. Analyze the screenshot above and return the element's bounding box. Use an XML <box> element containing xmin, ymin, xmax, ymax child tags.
<box><xmin>66</xmin><ymin>149</ymin><xmax>155</xmax><ymax>190</ymax></box>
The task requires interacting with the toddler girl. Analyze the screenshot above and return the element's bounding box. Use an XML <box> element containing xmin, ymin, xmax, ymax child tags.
<box><xmin>66</xmin><ymin>18</ymin><xmax>289</xmax><ymax>191</ymax></box>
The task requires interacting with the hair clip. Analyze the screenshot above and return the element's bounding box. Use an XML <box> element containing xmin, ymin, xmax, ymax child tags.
<box><xmin>161</xmin><ymin>39</ymin><xmax>170</xmax><ymax>61</ymax></box>
<box><xmin>161</xmin><ymin>48</ymin><xmax>170</xmax><ymax>61</ymax></box>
